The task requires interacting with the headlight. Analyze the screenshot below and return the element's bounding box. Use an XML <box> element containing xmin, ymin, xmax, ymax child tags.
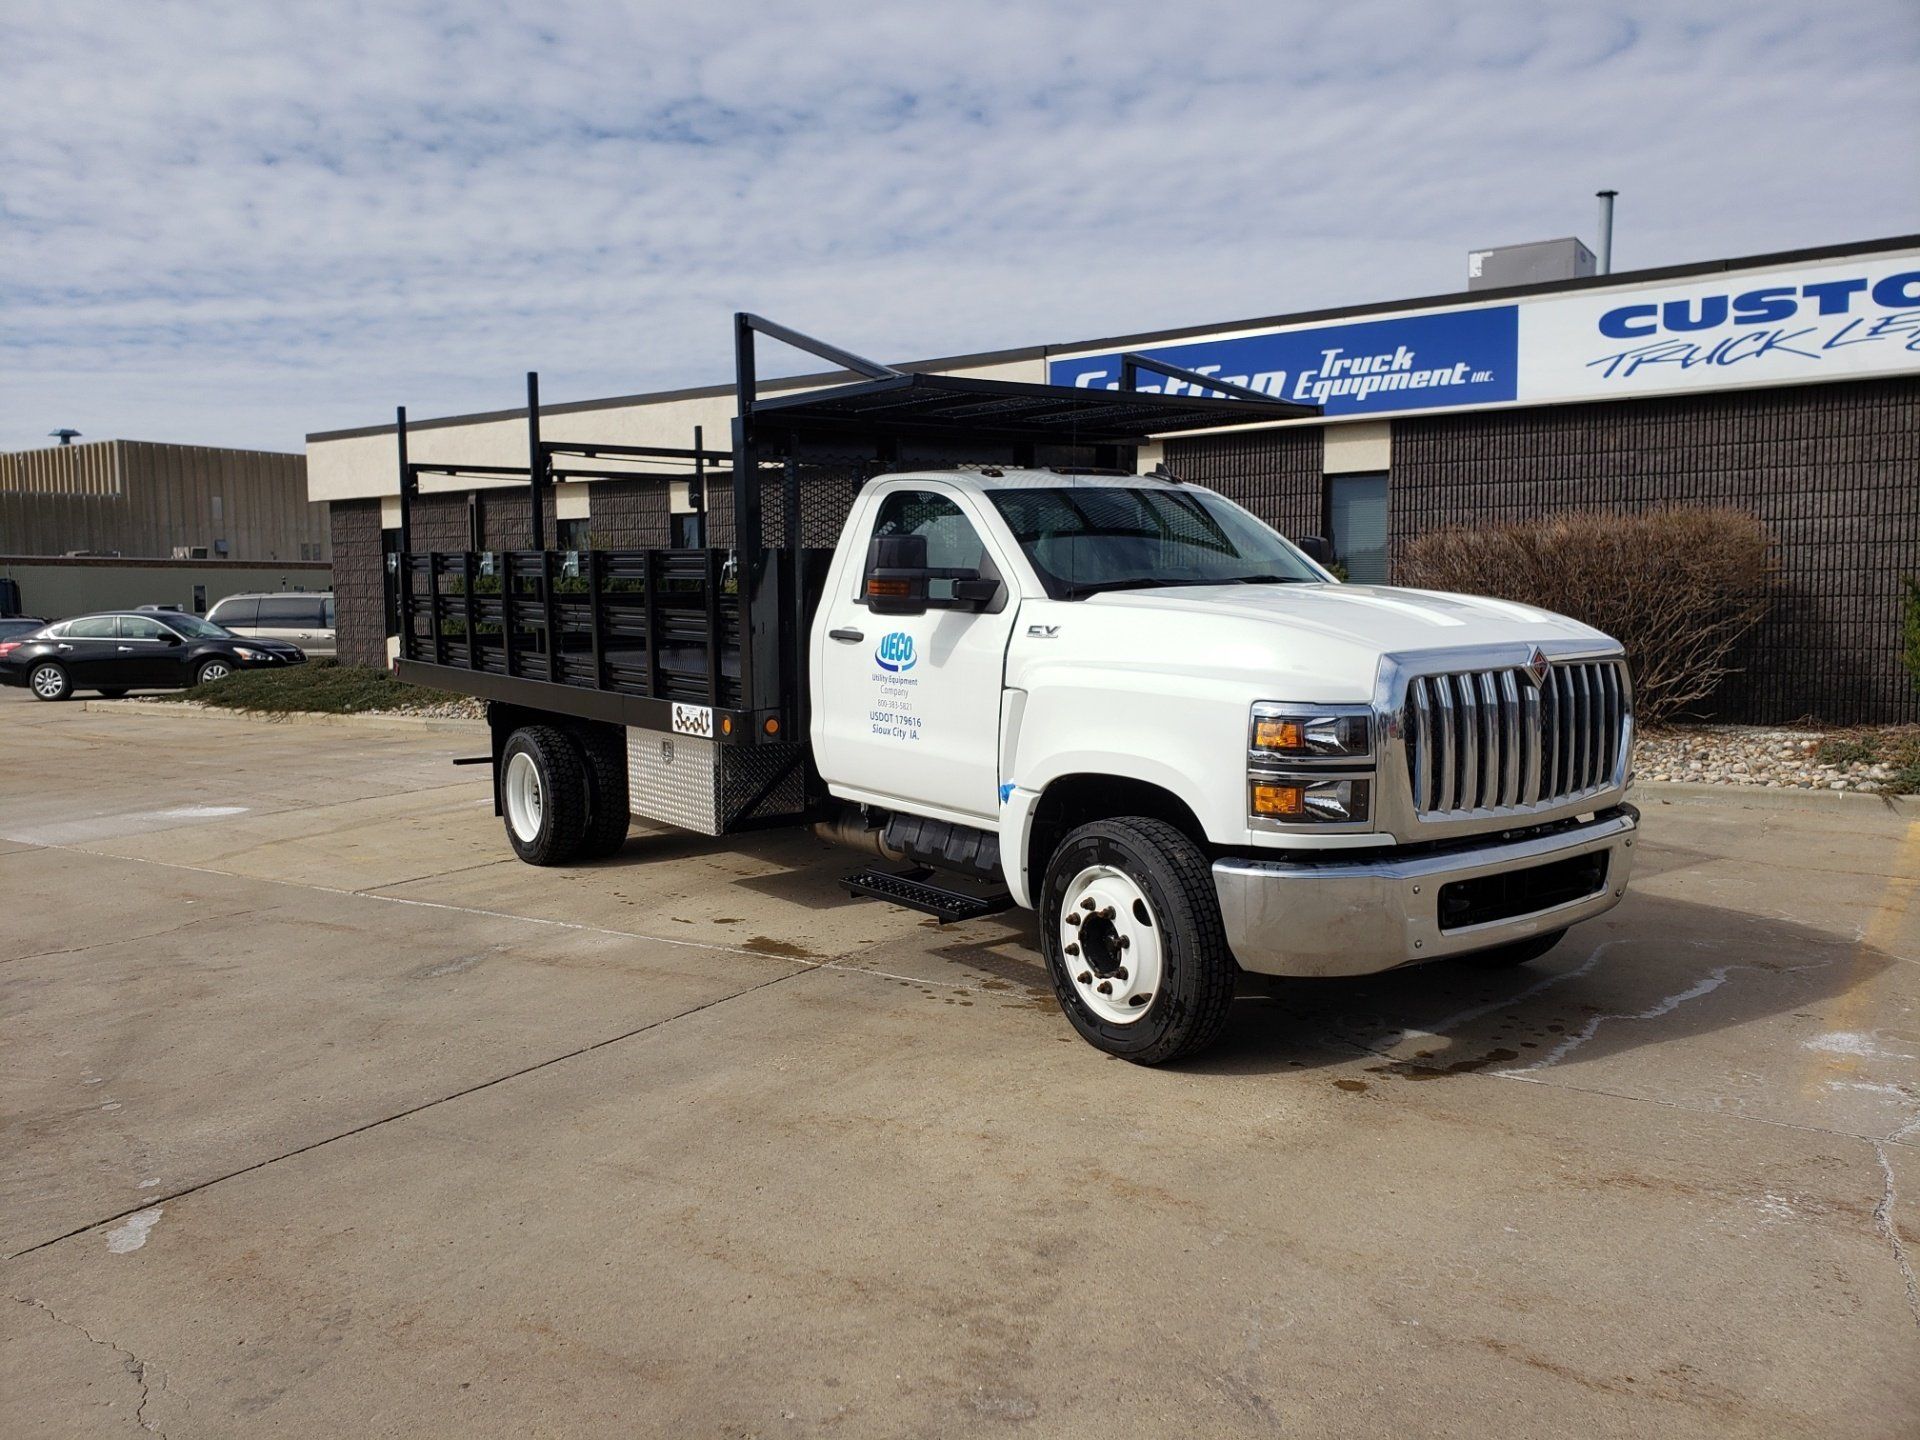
<box><xmin>1248</xmin><ymin>702</ymin><xmax>1375</xmax><ymax>827</ymax></box>
<box><xmin>1251</xmin><ymin>777</ymin><xmax>1371</xmax><ymax>824</ymax></box>
<box><xmin>232</xmin><ymin>646</ymin><xmax>267</xmax><ymax>660</ymax></box>
<box><xmin>1249</xmin><ymin>703</ymin><xmax>1371</xmax><ymax>759</ymax></box>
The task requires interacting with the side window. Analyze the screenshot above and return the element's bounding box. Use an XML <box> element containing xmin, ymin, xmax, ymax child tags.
<box><xmin>258</xmin><ymin>596</ymin><xmax>320</xmax><ymax>626</ymax></box>
<box><xmin>866</xmin><ymin>490</ymin><xmax>992</xmax><ymax>605</ymax></box>
<box><xmin>67</xmin><ymin>616</ymin><xmax>119</xmax><ymax>639</ymax></box>
<box><xmin>211</xmin><ymin>597</ymin><xmax>259</xmax><ymax>628</ymax></box>
<box><xmin>321</xmin><ymin>597</ymin><xmax>336</xmax><ymax>627</ymax></box>
<box><xmin>43</xmin><ymin>622</ymin><xmax>69</xmax><ymax>638</ymax></box>
<box><xmin>120</xmin><ymin>616</ymin><xmax>172</xmax><ymax>641</ymax></box>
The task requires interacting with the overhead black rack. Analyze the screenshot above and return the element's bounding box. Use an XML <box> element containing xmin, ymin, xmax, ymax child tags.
<box><xmin>744</xmin><ymin>369</ymin><xmax>1315</xmax><ymax>443</ymax></box>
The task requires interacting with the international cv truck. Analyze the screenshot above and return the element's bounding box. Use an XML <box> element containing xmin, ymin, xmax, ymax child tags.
<box><xmin>385</xmin><ymin>315</ymin><xmax>1637</xmax><ymax>1064</ymax></box>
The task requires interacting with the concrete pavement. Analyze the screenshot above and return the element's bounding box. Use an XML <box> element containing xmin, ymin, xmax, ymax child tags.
<box><xmin>2</xmin><ymin>690</ymin><xmax>1916</xmax><ymax>1437</ymax></box>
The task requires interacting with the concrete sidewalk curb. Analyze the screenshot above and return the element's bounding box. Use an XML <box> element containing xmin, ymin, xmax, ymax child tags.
<box><xmin>78</xmin><ymin>699</ymin><xmax>486</xmax><ymax>736</ymax></box>
<box><xmin>1634</xmin><ymin>779</ymin><xmax>1918</xmax><ymax>814</ymax></box>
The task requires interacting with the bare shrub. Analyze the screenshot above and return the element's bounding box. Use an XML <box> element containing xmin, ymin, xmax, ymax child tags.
<box><xmin>1395</xmin><ymin>507</ymin><xmax>1775</xmax><ymax>724</ymax></box>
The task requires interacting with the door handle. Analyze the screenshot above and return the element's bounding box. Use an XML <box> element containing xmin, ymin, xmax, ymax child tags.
<box><xmin>118</xmin><ymin>645</ymin><xmax>134</xmax><ymax>651</ymax></box>
<box><xmin>828</xmin><ymin>627</ymin><xmax>865</xmax><ymax>644</ymax></box>
<box><xmin>56</xmin><ymin>643</ymin><xmax>73</xmax><ymax>651</ymax></box>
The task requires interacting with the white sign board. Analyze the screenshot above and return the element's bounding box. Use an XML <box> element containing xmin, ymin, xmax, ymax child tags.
<box><xmin>1517</xmin><ymin>253</ymin><xmax>1920</xmax><ymax>406</ymax></box>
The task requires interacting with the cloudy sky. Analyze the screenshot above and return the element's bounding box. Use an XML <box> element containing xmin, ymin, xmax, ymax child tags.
<box><xmin>4</xmin><ymin>1</ymin><xmax>1916</xmax><ymax>453</ymax></box>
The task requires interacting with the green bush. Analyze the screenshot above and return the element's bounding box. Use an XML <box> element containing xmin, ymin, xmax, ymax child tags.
<box><xmin>1395</xmin><ymin>506</ymin><xmax>1776</xmax><ymax>725</ymax></box>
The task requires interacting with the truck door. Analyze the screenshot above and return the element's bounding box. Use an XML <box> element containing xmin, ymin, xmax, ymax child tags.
<box><xmin>816</xmin><ymin>487</ymin><xmax>1018</xmax><ymax>823</ymax></box>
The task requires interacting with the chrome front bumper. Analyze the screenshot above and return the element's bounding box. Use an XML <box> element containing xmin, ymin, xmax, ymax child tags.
<box><xmin>1214</xmin><ymin>806</ymin><xmax>1637</xmax><ymax>978</ymax></box>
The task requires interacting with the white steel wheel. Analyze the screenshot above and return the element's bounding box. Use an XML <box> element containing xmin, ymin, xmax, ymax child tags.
<box><xmin>1058</xmin><ymin>863</ymin><xmax>1165</xmax><ymax>1026</ymax></box>
<box><xmin>197</xmin><ymin>660</ymin><xmax>232</xmax><ymax>684</ymax></box>
<box><xmin>30</xmin><ymin>664</ymin><xmax>68</xmax><ymax>700</ymax></box>
<box><xmin>503</xmin><ymin>749</ymin><xmax>544</xmax><ymax>843</ymax></box>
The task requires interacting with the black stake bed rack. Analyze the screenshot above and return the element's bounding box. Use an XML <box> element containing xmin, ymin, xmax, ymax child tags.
<box><xmin>389</xmin><ymin>314</ymin><xmax>1316</xmax><ymax>809</ymax></box>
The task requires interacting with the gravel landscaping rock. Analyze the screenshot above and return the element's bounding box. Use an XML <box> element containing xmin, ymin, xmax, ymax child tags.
<box><xmin>1636</xmin><ymin>724</ymin><xmax>1918</xmax><ymax>794</ymax></box>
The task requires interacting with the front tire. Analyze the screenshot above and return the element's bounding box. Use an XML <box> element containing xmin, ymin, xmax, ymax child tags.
<box><xmin>28</xmin><ymin>663</ymin><xmax>71</xmax><ymax>702</ymax></box>
<box><xmin>500</xmin><ymin>726</ymin><xmax>589</xmax><ymax>866</ymax></box>
<box><xmin>1040</xmin><ymin>817</ymin><xmax>1236</xmax><ymax>1065</ymax></box>
<box><xmin>195</xmin><ymin>659</ymin><xmax>233</xmax><ymax>686</ymax></box>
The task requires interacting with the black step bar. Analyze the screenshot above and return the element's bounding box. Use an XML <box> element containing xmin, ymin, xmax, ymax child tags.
<box><xmin>841</xmin><ymin>866</ymin><xmax>1015</xmax><ymax>925</ymax></box>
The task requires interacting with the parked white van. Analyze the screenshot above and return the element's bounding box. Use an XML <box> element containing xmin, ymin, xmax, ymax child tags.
<box><xmin>206</xmin><ymin>592</ymin><xmax>336</xmax><ymax>658</ymax></box>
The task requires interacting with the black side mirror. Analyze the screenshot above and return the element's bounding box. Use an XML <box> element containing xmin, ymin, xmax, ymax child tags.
<box><xmin>949</xmin><ymin>573</ymin><xmax>999</xmax><ymax>608</ymax></box>
<box><xmin>1296</xmin><ymin>534</ymin><xmax>1334</xmax><ymax>567</ymax></box>
<box><xmin>863</xmin><ymin>534</ymin><xmax>929</xmax><ymax>616</ymax></box>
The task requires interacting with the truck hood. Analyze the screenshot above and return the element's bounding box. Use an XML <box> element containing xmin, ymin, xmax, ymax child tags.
<box><xmin>1086</xmin><ymin>583</ymin><xmax>1615</xmax><ymax>656</ymax></box>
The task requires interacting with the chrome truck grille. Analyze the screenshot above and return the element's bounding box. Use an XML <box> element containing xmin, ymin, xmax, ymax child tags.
<box><xmin>1404</xmin><ymin>659</ymin><xmax>1630</xmax><ymax>818</ymax></box>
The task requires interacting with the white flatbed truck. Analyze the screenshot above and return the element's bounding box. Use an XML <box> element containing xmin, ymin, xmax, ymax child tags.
<box><xmin>389</xmin><ymin>316</ymin><xmax>1636</xmax><ymax>1064</ymax></box>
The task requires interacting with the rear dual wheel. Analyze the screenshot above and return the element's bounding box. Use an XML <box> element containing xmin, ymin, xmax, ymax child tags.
<box><xmin>500</xmin><ymin>724</ymin><xmax>628</xmax><ymax>866</ymax></box>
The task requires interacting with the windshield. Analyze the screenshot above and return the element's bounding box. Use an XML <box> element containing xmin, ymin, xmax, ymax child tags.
<box><xmin>987</xmin><ymin>485</ymin><xmax>1327</xmax><ymax>599</ymax></box>
<box><xmin>163</xmin><ymin>613</ymin><xmax>234</xmax><ymax>639</ymax></box>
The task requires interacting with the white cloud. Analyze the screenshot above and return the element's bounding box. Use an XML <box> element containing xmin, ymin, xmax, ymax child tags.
<box><xmin>2</xmin><ymin>0</ymin><xmax>1916</xmax><ymax>451</ymax></box>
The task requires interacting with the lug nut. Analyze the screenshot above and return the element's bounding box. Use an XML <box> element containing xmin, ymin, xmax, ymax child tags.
<box><xmin>1076</xmin><ymin>971</ymin><xmax>1092</xmax><ymax>985</ymax></box>
<box><xmin>1096</xmin><ymin>981</ymin><xmax>1113</xmax><ymax>995</ymax></box>
<box><xmin>1098</xmin><ymin>906</ymin><xmax>1115</xmax><ymax>921</ymax></box>
<box><xmin>1064</xmin><ymin>912</ymin><xmax>1082</xmax><ymax>927</ymax></box>
<box><xmin>1080</xmin><ymin>897</ymin><xmax>1097</xmax><ymax>912</ymax></box>
<box><xmin>1064</xmin><ymin>943</ymin><xmax>1080</xmax><ymax>956</ymax></box>
<box><xmin>1117</xmin><ymin>935</ymin><xmax>1130</xmax><ymax>950</ymax></box>
<box><xmin>1115</xmin><ymin>967</ymin><xmax>1128</xmax><ymax>982</ymax></box>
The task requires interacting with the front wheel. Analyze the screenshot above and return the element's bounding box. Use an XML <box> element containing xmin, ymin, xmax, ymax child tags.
<box><xmin>195</xmin><ymin>659</ymin><xmax>232</xmax><ymax>686</ymax></box>
<box><xmin>28</xmin><ymin>662</ymin><xmax>71</xmax><ymax>702</ymax></box>
<box><xmin>1040</xmin><ymin>817</ymin><xmax>1236</xmax><ymax>1065</ymax></box>
<box><xmin>500</xmin><ymin>726</ymin><xmax>589</xmax><ymax>866</ymax></box>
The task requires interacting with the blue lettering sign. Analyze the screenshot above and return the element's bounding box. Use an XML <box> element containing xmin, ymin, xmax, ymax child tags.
<box><xmin>1049</xmin><ymin>306</ymin><xmax>1519</xmax><ymax>417</ymax></box>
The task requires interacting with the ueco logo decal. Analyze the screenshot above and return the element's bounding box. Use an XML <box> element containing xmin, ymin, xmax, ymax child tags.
<box><xmin>875</xmin><ymin>632</ymin><xmax>917</xmax><ymax>672</ymax></box>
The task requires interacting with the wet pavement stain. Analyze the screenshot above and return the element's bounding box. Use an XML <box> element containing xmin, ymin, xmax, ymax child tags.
<box><xmin>1333</xmin><ymin>1078</ymin><xmax>1369</xmax><ymax>1093</ymax></box>
<box><xmin>742</xmin><ymin>935</ymin><xmax>821</xmax><ymax>959</ymax></box>
<box><xmin>1367</xmin><ymin>1047</ymin><xmax>1522</xmax><ymax>1082</ymax></box>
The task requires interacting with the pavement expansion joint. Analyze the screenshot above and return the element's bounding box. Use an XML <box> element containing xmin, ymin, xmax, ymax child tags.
<box><xmin>3</xmin><ymin>968</ymin><xmax>805</xmax><ymax>1264</ymax></box>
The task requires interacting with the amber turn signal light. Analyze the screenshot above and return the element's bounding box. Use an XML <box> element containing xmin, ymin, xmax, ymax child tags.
<box><xmin>1251</xmin><ymin>783</ymin><xmax>1305</xmax><ymax>817</ymax></box>
<box><xmin>1253</xmin><ymin>718</ymin><xmax>1303</xmax><ymax>752</ymax></box>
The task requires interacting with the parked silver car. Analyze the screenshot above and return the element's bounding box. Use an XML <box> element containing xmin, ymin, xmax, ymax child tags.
<box><xmin>205</xmin><ymin>591</ymin><xmax>335</xmax><ymax>658</ymax></box>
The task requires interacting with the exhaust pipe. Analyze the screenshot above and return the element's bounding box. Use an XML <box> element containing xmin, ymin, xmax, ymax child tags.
<box><xmin>813</xmin><ymin>805</ymin><xmax>904</xmax><ymax>861</ymax></box>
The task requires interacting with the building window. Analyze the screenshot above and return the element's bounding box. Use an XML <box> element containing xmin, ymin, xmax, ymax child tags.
<box><xmin>671</xmin><ymin>513</ymin><xmax>704</xmax><ymax>548</ymax></box>
<box><xmin>556</xmin><ymin>518</ymin><xmax>592</xmax><ymax>552</ymax></box>
<box><xmin>1326</xmin><ymin>473</ymin><xmax>1389</xmax><ymax>585</ymax></box>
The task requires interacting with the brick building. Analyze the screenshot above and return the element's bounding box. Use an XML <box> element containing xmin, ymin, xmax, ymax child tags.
<box><xmin>308</xmin><ymin>236</ymin><xmax>1920</xmax><ymax>723</ymax></box>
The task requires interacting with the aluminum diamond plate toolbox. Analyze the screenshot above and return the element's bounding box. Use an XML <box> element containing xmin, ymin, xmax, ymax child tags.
<box><xmin>626</xmin><ymin>727</ymin><xmax>807</xmax><ymax>836</ymax></box>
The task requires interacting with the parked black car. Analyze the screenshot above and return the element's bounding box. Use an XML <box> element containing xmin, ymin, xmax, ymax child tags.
<box><xmin>0</xmin><ymin>611</ymin><xmax>306</xmax><ymax>701</ymax></box>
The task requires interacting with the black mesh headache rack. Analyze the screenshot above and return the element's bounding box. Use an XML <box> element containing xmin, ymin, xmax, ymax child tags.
<box><xmin>391</xmin><ymin>313</ymin><xmax>1316</xmax><ymax>791</ymax></box>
